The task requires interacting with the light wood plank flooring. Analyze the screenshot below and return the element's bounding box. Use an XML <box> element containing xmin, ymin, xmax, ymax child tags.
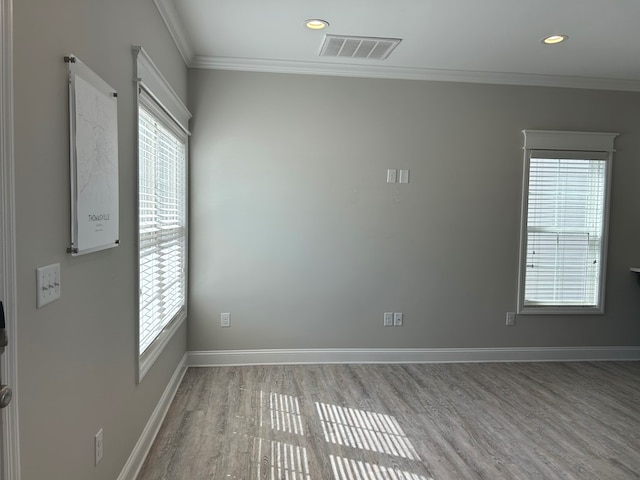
<box><xmin>138</xmin><ymin>362</ymin><xmax>640</xmax><ymax>479</ymax></box>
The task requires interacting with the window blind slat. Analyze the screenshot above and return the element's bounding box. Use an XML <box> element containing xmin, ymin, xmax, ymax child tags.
<box><xmin>138</xmin><ymin>105</ymin><xmax>186</xmax><ymax>354</ymax></box>
<box><xmin>523</xmin><ymin>156</ymin><xmax>606</xmax><ymax>307</ymax></box>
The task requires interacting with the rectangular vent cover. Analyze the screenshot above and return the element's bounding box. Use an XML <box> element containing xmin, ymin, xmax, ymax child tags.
<box><xmin>319</xmin><ymin>35</ymin><xmax>401</xmax><ymax>61</ymax></box>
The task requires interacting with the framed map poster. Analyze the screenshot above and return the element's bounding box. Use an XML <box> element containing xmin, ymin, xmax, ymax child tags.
<box><xmin>66</xmin><ymin>55</ymin><xmax>119</xmax><ymax>255</ymax></box>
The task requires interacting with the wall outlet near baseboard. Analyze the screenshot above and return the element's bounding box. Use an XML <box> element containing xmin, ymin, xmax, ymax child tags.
<box><xmin>506</xmin><ymin>312</ymin><xmax>516</xmax><ymax>326</ymax></box>
<box><xmin>95</xmin><ymin>428</ymin><xmax>103</xmax><ymax>465</ymax></box>
<box><xmin>221</xmin><ymin>312</ymin><xmax>231</xmax><ymax>327</ymax></box>
<box><xmin>383</xmin><ymin>312</ymin><xmax>394</xmax><ymax>326</ymax></box>
<box><xmin>393</xmin><ymin>312</ymin><xmax>403</xmax><ymax>326</ymax></box>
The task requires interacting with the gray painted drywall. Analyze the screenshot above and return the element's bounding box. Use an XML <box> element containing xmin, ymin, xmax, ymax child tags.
<box><xmin>14</xmin><ymin>1</ymin><xmax>187</xmax><ymax>479</ymax></box>
<box><xmin>188</xmin><ymin>70</ymin><xmax>640</xmax><ymax>351</ymax></box>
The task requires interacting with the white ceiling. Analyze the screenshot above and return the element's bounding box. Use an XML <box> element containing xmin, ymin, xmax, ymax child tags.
<box><xmin>154</xmin><ymin>0</ymin><xmax>640</xmax><ymax>91</ymax></box>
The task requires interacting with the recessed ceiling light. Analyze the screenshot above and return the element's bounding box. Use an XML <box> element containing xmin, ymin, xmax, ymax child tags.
<box><xmin>542</xmin><ymin>34</ymin><xmax>568</xmax><ymax>45</ymax></box>
<box><xmin>305</xmin><ymin>19</ymin><xmax>329</xmax><ymax>30</ymax></box>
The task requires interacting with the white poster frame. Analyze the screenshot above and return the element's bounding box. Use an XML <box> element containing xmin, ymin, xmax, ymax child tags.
<box><xmin>67</xmin><ymin>55</ymin><xmax>119</xmax><ymax>255</ymax></box>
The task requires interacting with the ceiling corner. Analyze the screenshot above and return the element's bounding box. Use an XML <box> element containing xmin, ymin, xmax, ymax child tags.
<box><xmin>187</xmin><ymin>56</ymin><xmax>640</xmax><ymax>92</ymax></box>
<box><xmin>153</xmin><ymin>0</ymin><xmax>195</xmax><ymax>66</ymax></box>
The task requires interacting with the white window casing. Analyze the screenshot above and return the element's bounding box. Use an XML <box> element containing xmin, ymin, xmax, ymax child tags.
<box><xmin>517</xmin><ymin>130</ymin><xmax>618</xmax><ymax>315</ymax></box>
<box><xmin>134</xmin><ymin>46</ymin><xmax>191</xmax><ymax>381</ymax></box>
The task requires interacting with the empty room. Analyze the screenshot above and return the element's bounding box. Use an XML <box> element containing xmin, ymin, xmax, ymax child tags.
<box><xmin>4</xmin><ymin>0</ymin><xmax>640</xmax><ymax>479</ymax></box>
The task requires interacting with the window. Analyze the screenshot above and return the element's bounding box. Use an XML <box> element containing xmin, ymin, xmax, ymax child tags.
<box><xmin>518</xmin><ymin>130</ymin><xmax>617</xmax><ymax>314</ymax></box>
<box><xmin>134</xmin><ymin>46</ymin><xmax>191</xmax><ymax>380</ymax></box>
<box><xmin>138</xmin><ymin>102</ymin><xmax>186</xmax><ymax>353</ymax></box>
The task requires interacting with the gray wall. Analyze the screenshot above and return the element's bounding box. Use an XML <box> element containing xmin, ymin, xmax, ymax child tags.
<box><xmin>188</xmin><ymin>70</ymin><xmax>640</xmax><ymax>351</ymax></box>
<box><xmin>14</xmin><ymin>1</ymin><xmax>187</xmax><ymax>479</ymax></box>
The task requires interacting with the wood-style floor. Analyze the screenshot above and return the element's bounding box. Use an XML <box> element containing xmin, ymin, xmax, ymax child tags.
<box><xmin>137</xmin><ymin>362</ymin><xmax>640</xmax><ymax>479</ymax></box>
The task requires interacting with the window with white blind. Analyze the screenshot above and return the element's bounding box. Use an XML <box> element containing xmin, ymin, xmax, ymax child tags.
<box><xmin>138</xmin><ymin>103</ymin><xmax>186</xmax><ymax>353</ymax></box>
<box><xmin>518</xmin><ymin>130</ymin><xmax>617</xmax><ymax>315</ymax></box>
<box><xmin>134</xmin><ymin>46</ymin><xmax>191</xmax><ymax>381</ymax></box>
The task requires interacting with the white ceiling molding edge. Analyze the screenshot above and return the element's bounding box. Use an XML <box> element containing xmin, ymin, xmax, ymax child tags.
<box><xmin>152</xmin><ymin>1</ymin><xmax>640</xmax><ymax>92</ymax></box>
<box><xmin>153</xmin><ymin>0</ymin><xmax>194</xmax><ymax>65</ymax></box>
<box><xmin>190</xmin><ymin>56</ymin><xmax>640</xmax><ymax>92</ymax></box>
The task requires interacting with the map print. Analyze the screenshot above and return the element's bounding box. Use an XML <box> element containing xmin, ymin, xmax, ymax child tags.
<box><xmin>74</xmin><ymin>73</ymin><xmax>119</xmax><ymax>252</ymax></box>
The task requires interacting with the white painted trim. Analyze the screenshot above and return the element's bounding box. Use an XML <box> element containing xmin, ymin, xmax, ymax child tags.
<box><xmin>138</xmin><ymin>312</ymin><xmax>186</xmax><ymax>382</ymax></box>
<box><xmin>522</xmin><ymin>130</ymin><xmax>618</xmax><ymax>152</ymax></box>
<box><xmin>152</xmin><ymin>0</ymin><xmax>194</xmax><ymax>65</ymax></box>
<box><xmin>0</xmin><ymin>0</ymin><xmax>20</xmax><ymax>477</ymax></box>
<box><xmin>132</xmin><ymin>46</ymin><xmax>191</xmax><ymax>132</ymax></box>
<box><xmin>517</xmin><ymin>130</ymin><xmax>617</xmax><ymax>316</ymax></box>
<box><xmin>133</xmin><ymin>44</ymin><xmax>191</xmax><ymax>383</ymax></box>
<box><xmin>187</xmin><ymin>347</ymin><xmax>640</xmax><ymax>367</ymax></box>
<box><xmin>189</xmin><ymin>56</ymin><xmax>640</xmax><ymax>92</ymax></box>
<box><xmin>117</xmin><ymin>353</ymin><xmax>187</xmax><ymax>480</ymax></box>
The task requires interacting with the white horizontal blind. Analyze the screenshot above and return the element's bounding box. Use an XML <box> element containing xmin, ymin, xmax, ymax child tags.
<box><xmin>524</xmin><ymin>155</ymin><xmax>606</xmax><ymax>307</ymax></box>
<box><xmin>138</xmin><ymin>104</ymin><xmax>186</xmax><ymax>354</ymax></box>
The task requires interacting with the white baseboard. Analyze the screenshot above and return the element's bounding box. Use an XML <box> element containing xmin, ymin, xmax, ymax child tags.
<box><xmin>187</xmin><ymin>346</ymin><xmax>640</xmax><ymax>367</ymax></box>
<box><xmin>117</xmin><ymin>353</ymin><xmax>188</xmax><ymax>480</ymax></box>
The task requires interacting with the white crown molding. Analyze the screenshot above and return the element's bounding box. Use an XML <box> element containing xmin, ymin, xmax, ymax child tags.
<box><xmin>190</xmin><ymin>56</ymin><xmax>640</xmax><ymax>92</ymax></box>
<box><xmin>117</xmin><ymin>354</ymin><xmax>188</xmax><ymax>480</ymax></box>
<box><xmin>187</xmin><ymin>346</ymin><xmax>640</xmax><ymax>367</ymax></box>
<box><xmin>152</xmin><ymin>0</ymin><xmax>194</xmax><ymax>65</ymax></box>
<box><xmin>1</xmin><ymin>0</ymin><xmax>21</xmax><ymax>478</ymax></box>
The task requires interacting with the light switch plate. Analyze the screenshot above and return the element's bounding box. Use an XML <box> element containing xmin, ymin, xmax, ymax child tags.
<box><xmin>36</xmin><ymin>263</ymin><xmax>61</xmax><ymax>308</ymax></box>
<box><xmin>399</xmin><ymin>169</ymin><xmax>410</xmax><ymax>184</ymax></box>
<box><xmin>386</xmin><ymin>169</ymin><xmax>397</xmax><ymax>183</ymax></box>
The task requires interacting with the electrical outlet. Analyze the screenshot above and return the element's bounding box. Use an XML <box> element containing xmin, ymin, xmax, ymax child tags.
<box><xmin>386</xmin><ymin>169</ymin><xmax>397</xmax><ymax>183</ymax></box>
<box><xmin>221</xmin><ymin>312</ymin><xmax>231</xmax><ymax>327</ymax></box>
<box><xmin>399</xmin><ymin>169</ymin><xmax>410</xmax><ymax>184</ymax></box>
<box><xmin>383</xmin><ymin>312</ymin><xmax>394</xmax><ymax>326</ymax></box>
<box><xmin>95</xmin><ymin>428</ymin><xmax>103</xmax><ymax>465</ymax></box>
<box><xmin>506</xmin><ymin>312</ymin><xmax>516</xmax><ymax>326</ymax></box>
<box><xmin>393</xmin><ymin>312</ymin><xmax>403</xmax><ymax>326</ymax></box>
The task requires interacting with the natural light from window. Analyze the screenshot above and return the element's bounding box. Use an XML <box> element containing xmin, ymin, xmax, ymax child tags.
<box><xmin>315</xmin><ymin>402</ymin><xmax>419</xmax><ymax>460</ymax></box>
<box><xmin>330</xmin><ymin>455</ymin><xmax>431</xmax><ymax>480</ymax></box>
<box><xmin>270</xmin><ymin>392</ymin><xmax>305</xmax><ymax>435</ymax></box>
<box><xmin>252</xmin><ymin>392</ymin><xmax>431</xmax><ymax>479</ymax></box>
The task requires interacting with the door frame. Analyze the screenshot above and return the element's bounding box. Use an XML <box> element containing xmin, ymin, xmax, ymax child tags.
<box><xmin>0</xmin><ymin>0</ymin><xmax>20</xmax><ymax>478</ymax></box>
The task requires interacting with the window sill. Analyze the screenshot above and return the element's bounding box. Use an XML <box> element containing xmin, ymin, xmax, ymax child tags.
<box><xmin>517</xmin><ymin>306</ymin><xmax>604</xmax><ymax>315</ymax></box>
<box><xmin>138</xmin><ymin>309</ymin><xmax>186</xmax><ymax>383</ymax></box>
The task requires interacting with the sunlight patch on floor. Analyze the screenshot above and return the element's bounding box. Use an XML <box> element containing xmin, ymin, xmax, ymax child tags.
<box><xmin>330</xmin><ymin>455</ymin><xmax>431</xmax><ymax>480</ymax></box>
<box><xmin>316</xmin><ymin>402</ymin><xmax>419</xmax><ymax>460</ymax></box>
<box><xmin>270</xmin><ymin>392</ymin><xmax>305</xmax><ymax>435</ymax></box>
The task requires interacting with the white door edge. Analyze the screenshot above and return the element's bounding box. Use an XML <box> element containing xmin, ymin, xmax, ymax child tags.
<box><xmin>0</xmin><ymin>0</ymin><xmax>21</xmax><ymax>478</ymax></box>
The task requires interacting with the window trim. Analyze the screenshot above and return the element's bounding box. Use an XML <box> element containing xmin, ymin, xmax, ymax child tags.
<box><xmin>517</xmin><ymin>130</ymin><xmax>618</xmax><ymax>315</ymax></box>
<box><xmin>134</xmin><ymin>46</ymin><xmax>191</xmax><ymax>382</ymax></box>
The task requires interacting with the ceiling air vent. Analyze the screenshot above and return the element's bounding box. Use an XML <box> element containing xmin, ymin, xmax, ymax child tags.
<box><xmin>319</xmin><ymin>35</ymin><xmax>401</xmax><ymax>61</ymax></box>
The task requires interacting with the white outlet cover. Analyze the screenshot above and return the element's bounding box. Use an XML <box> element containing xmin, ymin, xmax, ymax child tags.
<box><xmin>95</xmin><ymin>428</ymin><xmax>103</xmax><ymax>465</ymax></box>
<box><xmin>386</xmin><ymin>169</ymin><xmax>397</xmax><ymax>183</ymax></box>
<box><xmin>221</xmin><ymin>312</ymin><xmax>231</xmax><ymax>327</ymax></box>
<box><xmin>506</xmin><ymin>312</ymin><xmax>516</xmax><ymax>326</ymax></box>
<box><xmin>393</xmin><ymin>312</ymin><xmax>403</xmax><ymax>326</ymax></box>
<box><xmin>383</xmin><ymin>312</ymin><xmax>394</xmax><ymax>326</ymax></box>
